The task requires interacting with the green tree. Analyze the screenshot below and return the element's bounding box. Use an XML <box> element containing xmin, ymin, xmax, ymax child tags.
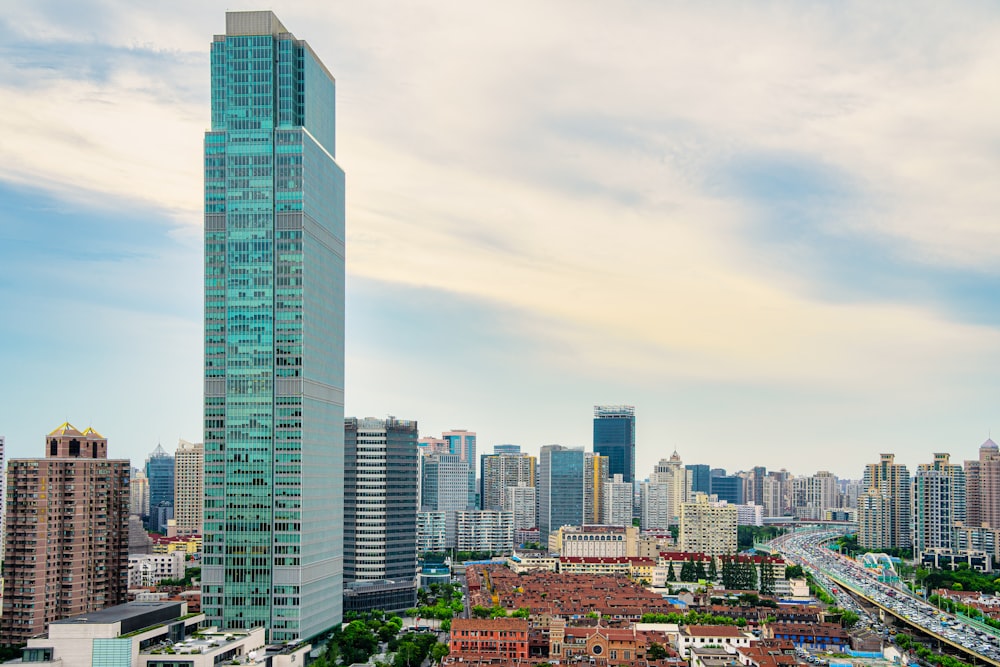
<box><xmin>393</xmin><ymin>642</ymin><xmax>421</xmax><ymax>667</ymax></box>
<box><xmin>667</xmin><ymin>565</ymin><xmax>677</xmax><ymax>582</ymax></box>
<box><xmin>721</xmin><ymin>558</ymin><xmax>736</xmax><ymax>589</ymax></box>
<box><xmin>647</xmin><ymin>642</ymin><xmax>668</xmax><ymax>660</ymax></box>
<box><xmin>759</xmin><ymin>560</ymin><xmax>775</xmax><ymax>596</ymax></box>
<box><xmin>707</xmin><ymin>556</ymin><xmax>718</xmax><ymax>582</ymax></box>
<box><xmin>430</xmin><ymin>643</ymin><xmax>450</xmax><ymax>664</ymax></box>
<box><xmin>511</xmin><ymin>607</ymin><xmax>530</xmax><ymax>618</ymax></box>
<box><xmin>337</xmin><ymin>620</ymin><xmax>379</xmax><ymax>666</ymax></box>
<box><xmin>695</xmin><ymin>558</ymin><xmax>707</xmax><ymax>581</ymax></box>
<box><xmin>840</xmin><ymin>609</ymin><xmax>860</xmax><ymax>628</ymax></box>
<box><xmin>680</xmin><ymin>557</ymin><xmax>696</xmax><ymax>581</ymax></box>
<box><xmin>471</xmin><ymin>605</ymin><xmax>490</xmax><ymax>618</ymax></box>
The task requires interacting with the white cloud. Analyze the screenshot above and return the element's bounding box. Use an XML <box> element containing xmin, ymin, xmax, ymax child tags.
<box><xmin>4</xmin><ymin>0</ymin><xmax>1000</xmax><ymax>472</ymax></box>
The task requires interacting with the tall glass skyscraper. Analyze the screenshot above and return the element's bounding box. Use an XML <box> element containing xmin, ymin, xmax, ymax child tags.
<box><xmin>201</xmin><ymin>11</ymin><xmax>345</xmax><ymax>643</ymax></box>
<box><xmin>593</xmin><ymin>405</ymin><xmax>635</xmax><ymax>483</ymax></box>
<box><xmin>145</xmin><ymin>443</ymin><xmax>175</xmax><ymax>532</ymax></box>
<box><xmin>538</xmin><ymin>445</ymin><xmax>585</xmax><ymax>541</ymax></box>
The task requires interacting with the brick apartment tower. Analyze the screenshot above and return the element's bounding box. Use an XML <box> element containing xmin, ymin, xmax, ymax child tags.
<box><xmin>1</xmin><ymin>423</ymin><xmax>129</xmax><ymax>645</ymax></box>
<box><xmin>966</xmin><ymin>438</ymin><xmax>1000</xmax><ymax>529</ymax></box>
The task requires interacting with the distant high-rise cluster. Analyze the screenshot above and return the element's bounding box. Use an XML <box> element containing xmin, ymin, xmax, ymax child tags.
<box><xmin>1</xmin><ymin>9</ymin><xmax>994</xmax><ymax>639</ymax></box>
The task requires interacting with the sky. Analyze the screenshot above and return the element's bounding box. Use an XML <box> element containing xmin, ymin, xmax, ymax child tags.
<box><xmin>2</xmin><ymin>1</ymin><xmax>1000</xmax><ymax>479</ymax></box>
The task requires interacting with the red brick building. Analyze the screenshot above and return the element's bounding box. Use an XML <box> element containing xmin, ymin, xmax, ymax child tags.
<box><xmin>450</xmin><ymin>617</ymin><xmax>530</xmax><ymax>661</ymax></box>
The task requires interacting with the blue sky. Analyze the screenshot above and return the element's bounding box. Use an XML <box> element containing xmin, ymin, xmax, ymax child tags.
<box><xmin>3</xmin><ymin>1</ymin><xmax>1000</xmax><ymax>478</ymax></box>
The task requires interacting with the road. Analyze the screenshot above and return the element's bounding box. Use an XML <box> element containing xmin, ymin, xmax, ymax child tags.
<box><xmin>770</xmin><ymin>529</ymin><xmax>1000</xmax><ymax>666</ymax></box>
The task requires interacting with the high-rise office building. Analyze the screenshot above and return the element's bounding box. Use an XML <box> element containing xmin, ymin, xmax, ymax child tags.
<box><xmin>538</xmin><ymin>445</ymin><xmax>585</xmax><ymax>541</ymax></box>
<box><xmin>1</xmin><ymin>423</ymin><xmax>129</xmax><ymax>645</ymax></box>
<box><xmin>480</xmin><ymin>452</ymin><xmax>535</xmax><ymax>511</ymax></box>
<box><xmin>583</xmin><ymin>451</ymin><xmax>609</xmax><ymax>524</ymax></box>
<box><xmin>711</xmin><ymin>475</ymin><xmax>744</xmax><ymax>505</ymax></box>
<box><xmin>420</xmin><ymin>454</ymin><xmax>470</xmax><ymax>513</ymax></box>
<box><xmin>966</xmin><ymin>438</ymin><xmax>1000</xmax><ymax>529</ymax></box>
<box><xmin>603</xmin><ymin>474</ymin><xmax>633</xmax><ymax>526</ymax></box>
<box><xmin>417</xmin><ymin>437</ymin><xmax>449</xmax><ymax>456</ymax></box>
<box><xmin>420</xmin><ymin>453</ymin><xmax>468</xmax><ymax>548</ymax></box>
<box><xmin>858</xmin><ymin>453</ymin><xmax>911</xmax><ymax>550</ymax></box>
<box><xmin>749</xmin><ymin>466</ymin><xmax>767</xmax><ymax>505</ymax></box>
<box><xmin>145</xmin><ymin>443</ymin><xmax>175</xmax><ymax>533</ymax></box>
<box><xmin>443</xmin><ymin>430</ymin><xmax>477</xmax><ymax>508</ymax></box>
<box><xmin>494</xmin><ymin>443</ymin><xmax>521</xmax><ymax>455</ymax></box>
<box><xmin>913</xmin><ymin>453</ymin><xmax>965</xmax><ymax>553</ymax></box>
<box><xmin>344</xmin><ymin>418</ymin><xmax>418</xmax><ymax>612</ymax></box>
<box><xmin>593</xmin><ymin>405</ymin><xmax>635</xmax><ymax>483</ymax></box>
<box><xmin>174</xmin><ymin>440</ymin><xmax>204</xmax><ymax>536</ymax></box>
<box><xmin>687</xmin><ymin>464</ymin><xmax>711</xmax><ymax>496</ymax></box>
<box><xmin>201</xmin><ymin>10</ymin><xmax>346</xmax><ymax>642</ymax></box>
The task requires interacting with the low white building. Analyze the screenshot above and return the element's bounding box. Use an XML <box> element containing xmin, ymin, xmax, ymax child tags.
<box><xmin>16</xmin><ymin>601</ymin><xmax>308</xmax><ymax>667</ymax></box>
<box><xmin>128</xmin><ymin>552</ymin><xmax>186</xmax><ymax>588</ymax></box>
<box><xmin>676</xmin><ymin>625</ymin><xmax>756</xmax><ymax>658</ymax></box>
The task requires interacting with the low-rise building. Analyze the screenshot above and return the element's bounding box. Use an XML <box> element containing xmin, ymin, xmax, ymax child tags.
<box><xmin>150</xmin><ymin>534</ymin><xmax>202</xmax><ymax>555</ymax></box>
<box><xmin>128</xmin><ymin>553</ymin><xmax>186</xmax><ymax>588</ymax></box>
<box><xmin>449</xmin><ymin>617</ymin><xmax>529</xmax><ymax>662</ymax></box>
<box><xmin>550</xmin><ymin>524</ymin><xmax>639</xmax><ymax>558</ymax></box>
<box><xmin>690</xmin><ymin>646</ymin><xmax>737</xmax><ymax>667</ymax></box>
<box><xmin>765</xmin><ymin>622</ymin><xmax>849</xmax><ymax>651</ymax></box>
<box><xmin>507</xmin><ymin>551</ymin><xmax>559</xmax><ymax>573</ymax></box>
<box><xmin>17</xmin><ymin>602</ymin><xmax>203</xmax><ymax>667</ymax></box>
<box><xmin>552</xmin><ymin>625</ymin><xmax>677</xmax><ymax>664</ymax></box>
<box><xmin>15</xmin><ymin>600</ymin><xmax>307</xmax><ymax>667</ymax></box>
<box><xmin>676</xmin><ymin>625</ymin><xmax>755</xmax><ymax>658</ymax></box>
<box><xmin>558</xmin><ymin>556</ymin><xmax>655</xmax><ymax>582</ymax></box>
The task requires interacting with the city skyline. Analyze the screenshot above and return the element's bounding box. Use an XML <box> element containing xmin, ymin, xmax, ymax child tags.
<box><xmin>3</xmin><ymin>2</ymin><xmax>1000</xmax><ymax>478</ymax></box>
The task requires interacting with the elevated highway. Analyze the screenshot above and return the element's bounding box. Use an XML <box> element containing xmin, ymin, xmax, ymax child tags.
<box><xmin>827</xmin><ymin>570</ymin><xmax>1000</xmax><ymax>666</ymax></box>
<box><xmin>770</xmin><ymin>529</ymin><xmax>1000</xmax><ymax>666</ymax></box>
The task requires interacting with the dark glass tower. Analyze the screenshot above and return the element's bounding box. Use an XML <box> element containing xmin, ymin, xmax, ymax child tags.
<box><xmin>538</xmin><ymin>445</ymin><xmax>585</xmax><ymax>541</ymax></box>
<box><xmin>593</xmin><ymin>405</ymin><xmax>635</xmax><ymax>483</ymax></box>
<box><xmin>145</xmin><ymin>443</ymin><xmax>175</xmax><ymax>532</ymax></box>
<box><xmin>201</xmin><ymin>11</ymin><xmax>345</xmax><ymax>642</ymax></box>
<box><xmin>686</xmin><ymin>464</ymin><xmax>711</xmax><ymax>495</ymax></box>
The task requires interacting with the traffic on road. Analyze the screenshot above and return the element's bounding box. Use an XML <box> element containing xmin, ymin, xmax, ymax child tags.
<box><xmin>771</xmin><ymin>529</ymin><xmax>1000</xmax><ymax>664</ymax></box>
